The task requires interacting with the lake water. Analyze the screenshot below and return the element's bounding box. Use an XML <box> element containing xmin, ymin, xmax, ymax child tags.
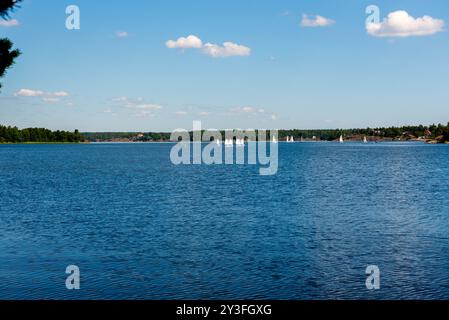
<box><xmin>1</xmin><ymin>142</ymin><xmax>449</xmax><ymax>300</ymax></box>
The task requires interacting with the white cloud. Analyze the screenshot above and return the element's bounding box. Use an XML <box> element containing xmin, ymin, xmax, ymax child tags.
<box><xmin>166</xmin><ymin>35</ymin><xmax>251</xmax><ymax>58</ymax></box>
<box><xmin>242</xmin><ymin>107</ymin><xmax>255</xmax><ymax>113</ymax></box>
<box><xmin>113</xmin><ymin>97</ymin><xmax>162</xmax><ymax>118</ymax></box>
<box><xmin>0</xmin><ymin>19</ymin><xmax>20</xmax><ymax>27</ymax></box>
<box><xmin>199</xmin><ymin>112</ymin><xmax>210</xmax><ymax>116</ymax></box>
<box><xmin>234</xmin><ymin>107</ymin><xmax>266</xmax><ymax>114</ymax></box>
<box><xmin>14</xmin><ymin>89</ymin><xmax>69</xmax><ymax>102</ymax></box>
<box><xmin>202</xmin><ymin>42</ymin><xmax>251</xmax><ymax>58</ymax></box>
<box><xmin>175</xmin><ymin>111</ymin><xmax>188</xmax><ymax>116</ymax></box>
<box><xmin>301</xmin><ymin>14</ymin><xmax>335</xmax><ymax>27</ymax></box>
<box><xmin>367</xmin><ymin>10</ymin><xmax>445</xmax><ymax>37</ymax></box>
<box><xmin>116</xmin><ymin>31</ymin><xmax>129</xmax><ymax>38</ymax></box>
<box><xmin>14</xmin><ymin>89</ymin><xmax>45</xmax><ymax>97</ymax></box>
<box><xmin>132</xmin><ymin>104</ymin><xmax>162</xmax><ymax>110</ymax></box>
<box><xmin>113</xmin><ymin>97</ymin><xmax>162</xmax><ymax>110</ymax></box>
<box><xmin>52</xmin><ymin>91</ymin><xmax>70</xmax><ymax>97</ymax></box>
<box><xmin>166</xmin><ymin>35</ymin><xmax>203</xmax><ymax>49</ymax></box>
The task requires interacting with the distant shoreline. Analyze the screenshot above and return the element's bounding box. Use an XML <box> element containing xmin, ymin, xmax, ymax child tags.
<box><xmin>3</xmin><ymin>140</ymin><xmax>448</xmax><ymax>146</ymax></box>
<box><xmin>2</xmin><ymin>123</ymin><xmax>449</xmax><ymax>144</ymax></box>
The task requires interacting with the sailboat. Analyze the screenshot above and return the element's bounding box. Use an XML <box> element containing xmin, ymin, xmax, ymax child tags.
<box><xmin>216</xmin><ymin>139</ymin><xmax>221</xmax><ymax>146</ymax></box>
<box><xmin>225</xmin><ymin>139</ymin><xmax>233</xmax><ymax>147</ymax></box>
<box><xmin>363</xmin><ymin>136</ymin><xmax>368</xmax><ymax>144</ymax></box>
<box><xmin>290</xmin><ymin>136</ymin><xmax>295</xmax><ymax>143</ymax></box>
<box><xmin>272</xmin><ymin>136</ymin><xmax>278</xmax><ymax>144</ymax></box>
<box><xmin>339</xmin><ymin>135</ymin><xmax>344</xmax><ymax>143</ymax></box>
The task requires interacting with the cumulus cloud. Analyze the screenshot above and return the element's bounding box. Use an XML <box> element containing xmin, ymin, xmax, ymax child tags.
<box><xmin>15</xmin><ymin>89</ymin><xmax>69</xmax><ymax>98</ymax></box>
<box><xmin>14</xmin><ymin>89</ymin><xmax>44</xmax><ymax>97</ymax></box>
<box><xmin>166</xmin><ymin>35</ymin><xmax>203</xmax><ymax>49</ymax></box>
<box><xmin>301</xmin><ymin>14</ymin><xmax>335</xmax><ymax>27</ymax></box>
<box><xmin>166</xmin><ymin>35</ymin><xmax>251</xmax><ymax>58</ymax></box>
<box><xmin>367</xmin><ymin>10</ymin><xmax>444</xmax><ymax>37</ymax></box>
<box><xmin>202</xmin><ymin>42</ymin><xmax>251</xmax><ymax>58</ymax></box>
<box><xmin>14</xmin><ymin>89</ymin><xmax>69</xmax><ymax>102</ymax></box>
<box><xmin>0</xmin><ymin>19</ymin><xmax>19</xmax><ymax>27</ymax></box>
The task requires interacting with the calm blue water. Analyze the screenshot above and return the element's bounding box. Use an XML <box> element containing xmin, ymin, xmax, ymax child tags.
<box><xmin>1</xmin><ymin>142</ymin><xmax>449</xmax><ymax>300</ymax></box>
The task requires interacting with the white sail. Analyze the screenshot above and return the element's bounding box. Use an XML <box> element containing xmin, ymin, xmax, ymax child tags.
<box><xmin>339</xmin><ymin>135</ymin><xmax>344</xmax><ymax>143</ymax></box>
<box><xmin>236</xmin><ymin>138</ymin><xmax>244</xmax><ymax>146</ymax></box>
<box><xmin>363</xmin><ymin>136</ymin><xmax>367</xmax><ymax>143</ymax></box>
<box><xmin>272</xmin><ymin>136</ymin><xmax>278</xmax><ymax>144</ymax></box>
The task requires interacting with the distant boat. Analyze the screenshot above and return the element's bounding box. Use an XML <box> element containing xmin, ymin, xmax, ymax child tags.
<box><xmin>272</xmin><ymin>136</ymin><xmax>278</xmax><ymax>144</ymax></box>
<box><xmin>339</xmin><ymin>135</ymin><xmax>344</xmax><ymax>143</ymax></box>
<box><xmin>216</xmin><ymin>139</ymin><xmax>221</xmax><ymax>146</ymax></box>
<box><xmin>225</xmin><ymin>139</ymin><xmax>233</xmax><ymax>147</ymax></box>
<box><xmin>363</xmin><ymin>136</ymin><xmax>368</xmax><ymax>144</ymax></box>
<box><xmin>290</xmin><ymin>136</ymin><xmax>295</xmax><ymax>143</ymax></box>
<box><xmin>236</xmin><ymin>138</ymin><xmax>245</xmax><ymax>146</ymax></box>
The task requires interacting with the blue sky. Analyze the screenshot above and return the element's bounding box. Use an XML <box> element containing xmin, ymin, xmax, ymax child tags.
<box><xmin>0</xmin><ymin>0</ymin><xmax>448</xmax><ymax>131</ymax></box>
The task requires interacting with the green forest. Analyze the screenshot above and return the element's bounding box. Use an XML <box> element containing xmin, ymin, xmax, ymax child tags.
<box><xmin>82</xmin><ymin>123</ymin><xmax>449</xmax><ymax>143</ymax></box>
<box><xmin>0</xmin><ymin>125</ymin><xmax>83</xmax><ymax>143</ymax></box>
<box><xmin>2</xmin><ymin>123</ymin><xmax>449</xmax><ymax>144</ymax></box>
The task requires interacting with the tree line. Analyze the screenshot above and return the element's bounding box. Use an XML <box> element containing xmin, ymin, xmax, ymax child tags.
<box><xmin>279</xmin><ymin>123</ymin><xmax>449</xmax><ymax>142</ymax></box>
<box><xmin>0</xmin><ymin>125</ymin><xmax>83</xmax><ymax>143</ymax></box>
<box><xmin>82</xmin><ymin>123</ymin><xmax>449</xmax><ymax>143</ymax></box>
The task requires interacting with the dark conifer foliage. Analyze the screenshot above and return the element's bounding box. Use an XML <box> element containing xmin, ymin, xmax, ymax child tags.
<box><xmin>0</xmin><ymin>0</ymin><xmax>22</xmax><ymax>89</ymax></box>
